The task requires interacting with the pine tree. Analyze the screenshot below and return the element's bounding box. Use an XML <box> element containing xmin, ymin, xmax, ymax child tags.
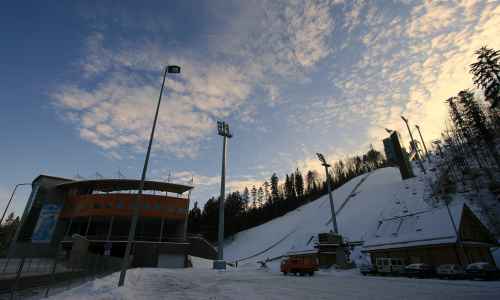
<box><xmin>262</xmin><ymin>181</ymin><xmax>271</xmax><ymax>202</ymax></box>
<box><xmin>242</xmin><ymin>187</ymin><xmax>250</xmax><ymax>210</ymax></box>
<box><xmin>470</xmin><ymin>46</ymin><xmax>500</xmax><ymax>109</ymax></box>
<box><xmin>251</xmin><ymin>185</ymin><xmax>257</xmax><ymax>208</ymax></box>
<box><xmin>458</xmin><ymin>90</ymin><xmax>500</xmax><ymax>168</ymax></box>
<box><xmin>188</xmin><ymin>202</ymin><xmax>202</xmax><ymax>234</ymax></box>
<box><xmin>306</xmin><ymin>170</ymin><xmax>317</xmax><ymax>194</ymax></box>
<box><xmin>270</xmin><ymin>173</ymin><xmax>280</xmax><ymax>200</ymax></box>
<box><xmin>294</xmin><ymin>169</ymin><xmax>304</xmax><ymax>199</ymax></box>
<box><xmin>257</xmin><ymin>187</ymin><xmax>264</xmax><ymax>207</ymax></box>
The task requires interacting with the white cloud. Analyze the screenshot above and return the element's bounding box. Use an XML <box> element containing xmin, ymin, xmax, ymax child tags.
<box><xmin>53</xmin><ymin>0</ymin><xmax>338</xmax><ymax>160</ymax></box>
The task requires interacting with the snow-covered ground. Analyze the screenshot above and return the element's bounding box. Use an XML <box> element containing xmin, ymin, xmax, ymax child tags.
<box><xmin>48</xmin><ymin>267</ymin><xmax>500</xmax><ymax>300</ymax></box>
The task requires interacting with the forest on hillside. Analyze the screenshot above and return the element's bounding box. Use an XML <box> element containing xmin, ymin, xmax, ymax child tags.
<box><xmin>188</xmin><ymin>147</ymin><xmax>386</xmax><ymax>242</ymax></box>
<box><xmin>189</xmin><ymin>46</ymin><xmax>500</xmax><ymax>243</ymax></box>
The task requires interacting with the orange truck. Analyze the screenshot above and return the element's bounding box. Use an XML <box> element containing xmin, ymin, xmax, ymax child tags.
<box><xmin>280</xmin><ymin>254</ymin><xmax>319</xmax><ymax>276</ymax></box>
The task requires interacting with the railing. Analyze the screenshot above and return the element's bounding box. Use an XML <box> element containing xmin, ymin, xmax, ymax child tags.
<box><xmin>0</xmin><ymin>249</ymin><xmax>123</xmax><ymax>299</ymax></box>
<box><xmin>62</xmin><ymin>235</ymin><xmax>188</xmax><ymax>243</ymax></box>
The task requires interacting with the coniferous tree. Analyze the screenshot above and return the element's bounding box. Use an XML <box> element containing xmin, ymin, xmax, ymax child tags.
<box><xmin>187</xmin><ymin>202</ymin><xmax>202</xmax><ymax>234</ymax></box>
<box><xmin>257</xmin><ymin>187</ymin><xmax>264</xmax><ymax>207</ymax></box>
<box><xmin>242</xmin><ymin>187</ymin><xmax>250</xmax><ymax>210</ymax></box>
<box><xmin>294</xmin><ymin>169</ymin><xmax>304</xmax><ymax>199</ymax></box>
<box><xmin>270</xmin><ymin>173</ymin><xmax>280</xmax><ymax>200</ymax></box>
<box><xmin>262</xmin><ymin>181</ymin><xmax>271</xmax><ymax>202</ymax></box>
<box><xmin>251</xmin><ymin>185</ymin><xmax>257</xmax><ymax>208</ymax></box>
<box><xmin>458</xmin><ymin>90</ymin><xmax>500</xmax><ymax>168</ymax></box>
<box><xmin>470</xmin><ymin>46</ymin><xmax>500</xmax><ymax>109</ymax></box>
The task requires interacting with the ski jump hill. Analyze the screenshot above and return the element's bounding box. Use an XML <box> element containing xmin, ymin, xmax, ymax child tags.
<box><xmin>224</xmin><ymin>167</ymin><xmax>435</xmax><ymax>267</ymax></box>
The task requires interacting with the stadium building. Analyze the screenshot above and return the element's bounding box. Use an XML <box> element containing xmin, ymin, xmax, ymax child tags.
<box><xmin>9</xmin><ymin>175</ymin><xmax>216</xmax><ymax>268</ymax></box>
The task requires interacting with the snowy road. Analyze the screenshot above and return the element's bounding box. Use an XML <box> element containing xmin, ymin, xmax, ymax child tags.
<box><xmin>49</xmin><ymin>267</ymin><xmax>500</xmax><ymax>300</ymax></box>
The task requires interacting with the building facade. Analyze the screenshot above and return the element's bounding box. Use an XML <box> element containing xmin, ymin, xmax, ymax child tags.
<box><xmin>9</xmin><ymin>175</ymin><xmax>215</xmax><ymax>268</ymax></box>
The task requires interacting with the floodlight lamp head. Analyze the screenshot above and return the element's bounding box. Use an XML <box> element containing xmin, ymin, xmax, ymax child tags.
<box><xmin>217</xmin><ymin>121</ymin><xmax>224</xmax><ymax>135</ymax></box>
<box><xmin>167</xmin><ymin>65</ymin><xmax>181</xmax><ymax>74</ymax></box>
<box><xmin>316</xmin><ymin>153</ymin><xmax>330</xmax><ymax>167</ymax></box>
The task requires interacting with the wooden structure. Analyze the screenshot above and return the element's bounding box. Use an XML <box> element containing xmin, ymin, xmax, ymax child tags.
<box><xmin>363</xmin><ymin>203</ymin><xmax>497</xmax><ymax>267</ymax></box>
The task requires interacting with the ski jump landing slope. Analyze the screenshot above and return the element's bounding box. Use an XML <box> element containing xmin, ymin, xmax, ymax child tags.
<box><xmin>224</xmin><ymin>167</ymin><xmax>431</xmax><ymax>265</ymax></box>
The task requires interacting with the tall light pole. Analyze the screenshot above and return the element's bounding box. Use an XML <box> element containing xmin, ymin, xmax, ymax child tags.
<box><xmin>214</xmin><ymin>121</ymin><xmax>232</xmax><ymax>270</ymax></box>
<box><xmin>401</xmin><ymin>115</ymin><xmax>426</xmax><ymax>174</ymax></box>
<box><xmin>0</xmin><ymin>183</ymin><xmax>30</xmax><ymax>225</ymax></box>
<box><xmin>415</xmin><ymin>124</ymin><xmax>431</xmax><ymax>162</ymax></box>
<box><xmin>316</xmin><ymin>153</ymin><xmax>338</xmax><ymax>234</ymax></box>
<box><xmin>118</xmin><ymin>65</ymin><xmax>181</xmax><ymax>287</ymax></box>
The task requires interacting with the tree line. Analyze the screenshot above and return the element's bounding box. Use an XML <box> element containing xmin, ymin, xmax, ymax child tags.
<box><xmin>188</xmin><ymin>148</ymin><xmax>386</xmax><ymax>242</ymax></box>
<box><xmin>0</xmin><ymin>213</ymin><xmax>20</xmax><ymax>256</ymax></box>
<box><xmin>439</xmin><ymin>46</ymin><xmax>500</xmax><ymax>190</ymax></box>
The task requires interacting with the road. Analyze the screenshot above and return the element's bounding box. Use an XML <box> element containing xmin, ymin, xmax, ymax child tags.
<box><xmin>48</xmin><ymin>267</ymin><xmax>500</xmax><ymax>300</ymax></box>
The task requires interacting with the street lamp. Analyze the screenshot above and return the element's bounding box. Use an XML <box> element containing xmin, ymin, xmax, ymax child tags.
<box><xmin>118</xmin><ymin>65</ymin><xmax>181</xmax><ymax>287</ymax></box>
<box><xmin>0</xmin><ymin>183</ymin><xmax>30</xmax><ymax>225</ymax></box>
<box><xmin>214</xmin><ymin>121</ymin><xmax>232</xmax><ymax>270</ymax></box>
<box><xmin>415</xmin><ymin>124</ymin><xmax>431</xmax><ymax>162</ymax></box>
<box><xmin>316</xmin><ymin>153</ymin><xmax>338</xmax><ymax>234</ymax></box>
<box><xmin>401</xmin><ymin>116</ymin><xmax>426</xmax><ymax>174</ymax></box>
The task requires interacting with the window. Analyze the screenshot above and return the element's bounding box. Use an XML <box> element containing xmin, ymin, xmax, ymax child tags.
<box><xmin>106</xmin><ymin>203</ymin><xmax>113</xmax><ymax>209</ymax></box>
<box><xmin>93</xmin><ymin>203</ymin><xmax>101</xmax><ymax>209</ymax></box>
<box><xmin>116</xmin><ymin>202</ymin><xmax>124</xmax><ymax>209</ymax></box>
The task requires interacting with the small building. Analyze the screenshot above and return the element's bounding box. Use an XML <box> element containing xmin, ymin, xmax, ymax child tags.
<box><xmin>316</xmin><ymin>232</ymin><xmax>351</xmax><ymax>268</ymax></box>
<box><xmin>362</xmin><ymin>203</ymin><xmax>498</xmax><ymax>267</ymax></box>
<box><xmin>9</xmin><ymin>175</ymin><xmax>216</xmax><ymax>268</ymax></box>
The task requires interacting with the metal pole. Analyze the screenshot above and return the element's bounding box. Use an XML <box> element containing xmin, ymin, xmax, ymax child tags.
<box><xmin>0</xmin><ymin>183</ymin><xmax>30</xmax><ymax>225</ymax></box>
<box><xmin>118</xmin><ymin>66</ymin><xmax>169</xmax><ymax>287</ymax></box>
<box><xmin>324</xmin><ymin>165</ymin><xmax>338</xmax><ymax>234</ymax></box>
<box><xmin>217</xmin><ymin>135</ymin><xmax>227</xmax><ymax>261</ymax></box>
<box><xmin>401</xmin><ymin>116</ymin><xmax>426</xmax><ymax>174</ymax></box>
<box><xmin>415</xmin><ymin>125</ymin><xmax>430</xmax><ymax>161</ymax></box>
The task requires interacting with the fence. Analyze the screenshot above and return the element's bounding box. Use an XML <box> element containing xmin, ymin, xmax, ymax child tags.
<box><xmin>0</xmin><ymin>250</ymin><xmax>123</xmax><ymax>299</ymax></box>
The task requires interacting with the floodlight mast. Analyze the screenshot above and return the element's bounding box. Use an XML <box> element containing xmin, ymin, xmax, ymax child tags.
<box><xmin>214</xmin><ymin>121</ymin><xmax>232</xmax><ymax>270</ymax></box>
<box><xmin>401</xmin><ymin>115</ymin><xmax>426</xmax><ymax>174</ymax></box>
<box><xmin>316</xmin><ymin>153</ymin><xmax>338</xmax><ymax>234</ymax></box>
<box><xmin>415</xmin><ymin>124</ymin><xmax>431</xmax><ymax>162</ymax></box>
<box><xmin>118</xmin><ymin>65</ymin><xmax>180</xmax><ymax>287</ymax></box>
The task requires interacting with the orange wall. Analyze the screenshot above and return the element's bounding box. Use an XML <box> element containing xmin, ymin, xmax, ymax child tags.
<box><xmin>60</xmin><ymin>193</ymin><xmax>189</xmax><ymax>220</ymax></box>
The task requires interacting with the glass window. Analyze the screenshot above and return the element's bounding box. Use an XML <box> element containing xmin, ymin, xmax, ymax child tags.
<box><xmin>93</xmin><ymin>203</ymin><xmax>101</xmax><ymax>209</ymax></box>
<box><xmin>144</xmin><ymin>203</ymin><xmax>150</xmax><ymax>209</ymax></box>
<box><xmin>116</xmin><ymin>202</ymin><xmax>124</xmax><ymax>209</ymax></box>
<box><xmin>106</xmin><ymin>203</ymin><xmax>113</xmax><ymax>209</ymax></box>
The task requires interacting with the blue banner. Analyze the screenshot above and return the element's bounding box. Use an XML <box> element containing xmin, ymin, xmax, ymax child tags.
<box><xmin>31</xmin><ymin>204</ymin><xmax>62</xmax><ymax>243</ymax></box>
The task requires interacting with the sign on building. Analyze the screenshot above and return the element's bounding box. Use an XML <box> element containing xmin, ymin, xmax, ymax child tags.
<box><xmin>31</xmin><ymin>204</ymin><xmax>62</xmax><ymax>243</ymax></box>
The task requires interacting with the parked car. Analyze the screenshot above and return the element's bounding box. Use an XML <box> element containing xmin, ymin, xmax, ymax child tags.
<box><xmin>359</xmin><ymin>264</ymin><xmax>376</xmax><ymax>276</ymax></box>
<box><xmin>403</xmin><ymin>263</ymin><xmax>435</xmax><ymax>278</ymax></box>
<box><xmin>436</xmin><ymin>264</ymin><xmax>466</xmax><ymax>279</ymax></box>
<box><xmin>375</xmin><ymin>257</ymin><xmax>405</xmax><ymax>275</ymax></box>
<box><xmin>281</xmin><ymin>255</ymin><xmax>319</xmax><ymax>276</ymax></box>
<box><xmin>465</xmin><ymin>262</ymin><xmax>499</xmax><ymax>280</ymax></box>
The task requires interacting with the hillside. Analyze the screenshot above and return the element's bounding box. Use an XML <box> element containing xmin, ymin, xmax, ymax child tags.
<box><xmin>223</xmin><ymin>165</ymin><xmax>500</xmax><ymax>268</ymax></box>
<box><xmin>224</xmin><ymin>167</ymin><xmax>429</xmax><ymax>266</ymax></box>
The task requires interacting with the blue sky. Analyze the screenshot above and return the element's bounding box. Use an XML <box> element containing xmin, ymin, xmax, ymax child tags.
<box><xmin>2</xmin><ymin>0</ymin><xmax>500</xmax><ymax>217</ymax></box>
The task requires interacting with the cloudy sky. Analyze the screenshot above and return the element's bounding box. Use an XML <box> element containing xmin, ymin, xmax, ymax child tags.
<box><xmin>1</xmin><ymin>0</ymin><xmax>499</xmax><ymax>216</ymax></box>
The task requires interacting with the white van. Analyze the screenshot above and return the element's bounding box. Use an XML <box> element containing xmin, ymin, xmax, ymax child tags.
<box><xmin>375</xmin><ymin>257</ymin><xmax>405</xmax><ymax>275</ymax></box>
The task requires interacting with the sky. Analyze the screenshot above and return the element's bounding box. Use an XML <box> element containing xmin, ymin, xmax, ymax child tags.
<box><xmin>1</xmin><ymin>0</ymin><xmax>500</xmax><ymax>217</ymax></box>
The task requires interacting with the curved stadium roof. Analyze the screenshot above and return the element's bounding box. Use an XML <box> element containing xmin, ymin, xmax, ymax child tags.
<box><xmin>57</xmin><ymin>179</ymin><xmax>193</xmax><ymax>194</ymax></box>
